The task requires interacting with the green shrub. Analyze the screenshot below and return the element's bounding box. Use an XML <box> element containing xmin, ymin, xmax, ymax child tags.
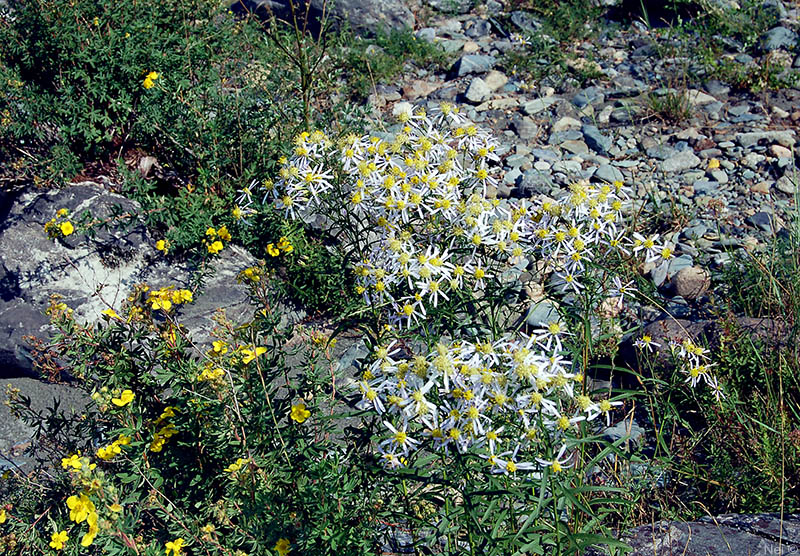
<box><xmin>0</xmin><ymin>0</ymin><xmax>301</xmax><ymax>183</ymax></box>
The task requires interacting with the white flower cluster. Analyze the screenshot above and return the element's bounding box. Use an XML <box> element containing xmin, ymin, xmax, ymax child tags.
<box><xmin>264</xmin><ymin>103</ymin><xmax>678</xmax><ymax>329</ymax></box>
<box><xmin>356</xmin><ymin>331</ymin><xmax>622</xmax><ymax>473</ymax></box>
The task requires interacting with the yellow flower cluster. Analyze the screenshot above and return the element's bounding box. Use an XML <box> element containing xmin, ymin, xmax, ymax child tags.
<box><xmin>238</xmin><ymin>265</ymin><xmax>264</xmax><ymax>283</ymax></box>
<box><xmin>197</xmin><ymin>364</ymin><xmax>225</xmax><ymax>383</ymax></box>
<box><xmin>146</xmin><ymin>286</ymin><xmax>193</xmax><ymax>312</ymax></box>
<box><xmin>50</xmin><ymin>530</ymin><xmax>68</xmax><ymax>550</ymax></box>
<box><xmin>267</xmin><ymin>236</ymin><xmax>293</xmax><ymax>257</ymax></box>
<box><xmin>156</xmin><ymin>239</ymin><xmax>171</xmax><ymax>254</ymax></box>
<box><xmin>66</xmin><ymin>493</ymin><xmax>100</xmax><ymax>546</ymax></box>
<box><xmin>205</xmin><ymin>225</ymin><xmax>231</xmax><ymax>254</ymax></box>
<box><xmin>96</xmin><ymin>434</ymin><xmax>131</xmax><ymax>461</ymax></box>
<box><xmin>44</xmin><ymin>208</ymin><xmax>75</xmax><ymax>240</ymax></box>
<box><xmin>62</xmin><ymin>453</ymin><xmax>96</xmax><ymax>473</ymax></box>
<box><xmin>223</xmin><ymin>457</ymin><xmax>250</xmax><ymax>476</ymax></box>
<box><xmin>150</xmin><ymin>407</ymin><xmax>178</xmax><ymax>452</ymax></box>
<box><xmin>142</xmin><ymin>70</ymin><xmax>159</xmax><ymax>89</ymax></box>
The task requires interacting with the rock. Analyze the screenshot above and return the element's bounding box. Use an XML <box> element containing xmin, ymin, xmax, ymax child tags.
<box><xmin>582</xmin><ymin>124</ymin><xmax>612</xmax><ymax>155</ymax></box>
<box><xmin>427</xmin><ymin>0</ymin><xmax>472</xmax><ymax>13</ymax></box>
<box><xmin>603</xmin><ymin>419</ymin><xmax>645</xmax><ymax>448</ymax></box>
<box><xmin>522</xmin><ymin>96</ymin><xmax>559</xmax><ymax>115</ymax></box>
<box><xmin>465</xmin><ymin>77</ymin><xmax>491</xmax><ymax>103</ymax></box>
<box><xmin>671</xmin><ymin>266</ymin><xmax>710</xmax><ymax>300</ymax></box>
<box><xmin>572</xmin><ymin>86</ymin><xmax>605</xmax><ymax>108</ymax></box>
<box><xmin>512</xmin><ymin>117</ymin><xmax>538</xmax><ymax>140</ymax></box>
<box><xmin>402</xmin><ymin>79</ymin><xmax>439</xmax><ymax>100</ymax></box>
<box><xmin>561</xmin><ymin>140</ymin><xmax>589</xmax><ymax>154</ymax></box>
<box><xmin>524</xmin><ymin>299</ymin><xmax>559</xmax><ymax>327</ymax></box>
<box><xmin>465</xmin><ymin>19</ymin><xmax>491</xmax><ymax>38</ymax></box>
<box><xmin>736</xmin><ymin>130</ymin><xmax>796</xmax><ymax>148</ymax></box>
<box><xmin>760</xmin><ymin>26</ymin><xmax>798</xmax><ymax>53</ymax></box>
<box><xmin>746</xmin><ymin>211</ymin><xmax>775</xmax><ymax>232</ymax></box>
<box><xmin>415</xmin><ymin>27</ymin><xmax>436</xmax><ymax>42</ymax></box>
<box><xmin>0</xmin><ymin>186</ymin><xmax>292</xmax><ymax>377</ymax></box>
<box><xmin>552</xmin><ymin>116</ymin><xmax>582</xmax><ymax>132</ymax></box>
<box><xmin>451</xmin><ymin>54</ymin><xmax>497</xmax><ymax>77</ymax></box>
<box><xmin>237</xmin><ymin>0</ymin><xmax>413</xmax><ymax>35</ymax></box>
<box><xmin>661</xmin><ymin>150</ymin><xmax>701</xmax><ymax>173</ymax></box>
<box><xmin>510</xmin><ymin>10</ymin><xmax>541</xmax><ymax>33</ymax></box>
<box><xmin>482</xmin><ymin>70</ymin><xmax>508</xmax><ymax>91</ymax></box>
<box><xmin>606</xmin><ymin>514</ymin><xmax>800</xmax><ymax>556</ymax></box>
<box><xmin>595</xmin><ymin>164</ymin><xmax>624</xmax><ymax>183</ymax></box>
<box><xmin>686</xmin><ymin>89</ymin><xmax>717</xmax><ymax>106</ymax></box>
<box><xmin>777</xmin><ymin>175</ymin><xmax>798</xmax><ymax>194</ymax></box>
<box><xmin>770</xmin><ymin>144</ymin><xmax>793</xmax><ymax>158</ymax></box>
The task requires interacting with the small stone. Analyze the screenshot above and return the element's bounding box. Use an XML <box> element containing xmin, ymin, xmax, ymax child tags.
<box><xmin>522</xmin><ymin>97</ymin><xmax>559</xmax><ymax>115</ymax></box>
<box><xmin>760</xmin><ymin>26</ymin><xmax>797</xmax><ymax>53</ymax></box>
<box><xmin>770</xmin><ymin>144</ymin><xmax>792</xmax><ymax>158</ymax></box>
<box><xmin>503</xmin><ymin>167</ymin><xmax>522</xmax><ymax>185</ymax></box>
<box><xmin>462</xmin><ymin>41</ymin><xmax>480</xmax><ymax>53</ymax></box>
<box><xmin>452</xmin><ymin>54</ymin><xmax>496</xmax><ymax>77</ymax></box>
<box><xmin>672</xmin><ymin>266</ymin><xmax>710</xmax><ymax>300</ymax></box>
<box><xmin>533</xmin><ymin>160</ymin><xmax>551</xmax><ymax>170</ymax></box>
<box><xmin>582</xmin><ymin>124</ymin><xmax>612</xmax><ymax>155</ymax></box>
<box><xmin>776</xmin><ymin>175</ymin><xmax>798</xmax><ymax>194</ymax></box>
<box><xmin>552</xmin><ymin>116</ymin><xmax>582</xmax><ymax>133</ymax></box>
<box><xmin>661</xmin><ymin>150</ymin><xmax>701</xmax><ymax>173</ymax></box>
<box><xmin>686</xmin><ymin>89</ymin><xmax>717</xmax><ymax>106</ymax></box>
<box><xmin>752</xmin><ymin>181</ymin><xmax>772</xmax><ymax>194</ymax></box>
<box><xmin>561</xmin><ymin>140</ymin><xmax>589</xmax><ymax>155</ymax></box>
<box><xmin>416</xmin><ymin>28</ymin><xmax>436</xmax><ymax>42</ymax></box>
<box><xmin>708</xmin><ymin>169</ymin><xmax>728</xmax><ymax>183</ymax></box>
<box><xmin>524</xmin><ymin>299</ymin><xmax>559</xmax><ymax>327</ymax></box>
<box><xmin>773</xmin><ymin>106</ymin><xmax>790</xmax><ymax>118</ymax></box>
<box><xmin>465</xmin><ymin>77</ymin><xmax>491</xmax><ymax>104</ymax></box>
<box><xmin>483</xmin><ymin>70</ymin><xmax>508</xmax><ymax>91</ymax></box>
<box><xmin>595</xmin><ymin>164</ymin><xmax>623</xmax><ymax>183</ymax></box>
<box><xmin>513</xmin><ymin>117</ymin><xmax>538</xmax><ymax>140</ymax></box>
<box><xmin>736</xmin><ymin>130</ymin><xmax>796</xmax><ymax>148</ymax></box>
<box><xmin>572</xmin><ymin>86</ymin><xmax>605</xmax><ymax>108</ymax></box>
<box><xmin>746</xmin><ymin>211</ymin><xmax>775</xmax><ymax>232</ymax></box>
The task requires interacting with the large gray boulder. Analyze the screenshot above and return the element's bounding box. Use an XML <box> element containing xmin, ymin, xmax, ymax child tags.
<box><xmin>234</xmin><ymin>0</ymin><xmax>414</xmax><ymax>35</ymax></box>
<box><xmin>592</xmin><ymin>513</ymin><xmax>800</xmax><ymax>555</ymax></box>
<box><xmin>0</xmin><ymin>185</ymin><xmax>298</xmax><ymax>377</ymax></box>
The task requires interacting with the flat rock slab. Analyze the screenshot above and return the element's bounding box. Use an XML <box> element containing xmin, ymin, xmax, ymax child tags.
<box><xmin>612</xmin><ymin>514</ymin><xmax>800</xmax><ymax>555</ymax></box>
<box><xmin>0</xmin><ymin>185</ymin><xmax>301</xmax><ymax>377</ymax></box>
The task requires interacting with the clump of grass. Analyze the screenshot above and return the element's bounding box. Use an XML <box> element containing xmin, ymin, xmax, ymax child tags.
<box><xmin>644</xmin><ymin>88</ymin><xmax>692</xmax><ymax>122</ymax></box>
<box><xmin>333</xmin><ymin>28</ymin><xmax>451</xmax><ymax>99</ymax></box>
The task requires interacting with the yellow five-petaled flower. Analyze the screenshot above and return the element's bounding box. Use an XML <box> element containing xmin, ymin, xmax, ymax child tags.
<box><xmin>274</xmin><ymin>537</ymin><xmax>291</xmax><ymax>556</ymax></box>
<box><xmin>49</xmin><ymin>530</ymin><xmax>69</xmax><ymax>550</ymax></box>
<box><xmin>165</xmin><ymin>537</ymin><xmax>186</xmax><ymax>555</ymax></box>
<box><xmin>111</xmin><ymin>389</ymin><xmax>135</xmax><ymax>407</ymax></box>
<box><xmin>290</xmin><ymin>402</ymin><xmax>310</xmax><ymax>424</ymax></box>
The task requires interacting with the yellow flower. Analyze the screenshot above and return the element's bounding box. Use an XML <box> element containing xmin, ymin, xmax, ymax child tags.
<box><xmin>156</xmin><ymin>239</ymin><xmax>170</xmax><ymax>253</ymax></box>
<box><xmin>267</xmin><ymin>243</ymin><xmax>280</xmax><ymax>257</ymax></box>
<box><xmin>67</xmin><ymin>494</ymin><xmax>96</xmax><ymax>523</ymax></box>
<box><xmin>207</xmin><ymin>240</ymin><xmax>224</xmax><ymax>254</ymax></box>
<box><xmin>101</xmin><ymin>308</ymin><xmax>122</xmax><ymax>320</ymax></box>
<box><xmin>143</xmin><ymin>71</ymin><xmax>159</xmax><ymax>89</ymax></box>
<box><xmin>290</xmin><ymin>402</ymin><xmax>310</xmax><ymax>423</ymax></box>
<box><xmin>108</xmin><ymin>503</ymin><xmax>123</xmax><ymax>513</ymax></box>
<box><xmin>274</xmin><ymin>538</ymin><xmax>290</xmax><ymax>556</ymax></box>
<box><xmin>277</xmin><ymin>237</ymin><xmax>293</xmax><ymax>254</ymax></box>
<box><xmin>57</xmin><ymin>208</ymin><xmax>69</xmax><ymax>217</ymax></box>
<box><xmin>111</xmin><ymin>389</ymin><xmax>135</xmax><ymax>407</ymax></box>
<box><xmin>165</xmin><ymin>537</ymin><xmax>186</xmax><ymax>555</ymax></box>
<box><xmin>61</xmin><ymin>454</ymin><xmax>82</xmax><ymax>470</ymax></box>
<box><xmin>217</xmin><ymin>226</ymin><xmax>231</xmax><ymax>242</ymax></box>
<box><xmin>60</xmin><ymin>221</ymin><xmax>74</xmax><ymax>236</ymax></box>
<box><xmin>0</xmin><ymin>508</ymin><xmax>6</xmax><ymax>524</ymax></box>
<box><xmin>241</xmin><ymin>346</ymin><xmax>267</xmax><ymax>364</ymax></box>
<box><xmin>50</xmin><ymin>530</ymin><xmax>69</xmax><ymax>550</ymax></box>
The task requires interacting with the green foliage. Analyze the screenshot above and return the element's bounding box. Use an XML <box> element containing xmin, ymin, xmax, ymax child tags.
<box><xmin>2</xmin><ymin>287</ymin><xmax>388</xmax><ymax>555</ymax></box>
<box><xmin>0</xmin><ymin>0</ymin><xmax>301</xmax><ymax>183</ymax></box>
<box><xmin>334</xmin><ymin>28</ymin><xmax>451</xmax><ymax>99</ymax></box>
